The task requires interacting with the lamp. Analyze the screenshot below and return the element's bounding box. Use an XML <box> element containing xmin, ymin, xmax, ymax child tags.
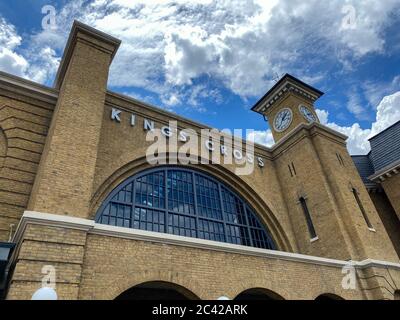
<box><xmin>31</xmin><ymin>287</ymin><xmax>58</xmax><ymax>300</ymax></box>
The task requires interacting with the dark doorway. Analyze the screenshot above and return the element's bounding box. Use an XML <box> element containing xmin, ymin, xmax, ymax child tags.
<box><xmin>235</xmin><ymin>288</ymin><xmax>284</xmax><ymax>300</ymax></box>
<box><xmin>115</xmin><ymin>281</ymin><xmax>198</xmax><ymax>300</ymax></box>
<box><xmin>315</xmin><ymin>293</ymin><xmax>344</xmax><ymax>300</ymax></box>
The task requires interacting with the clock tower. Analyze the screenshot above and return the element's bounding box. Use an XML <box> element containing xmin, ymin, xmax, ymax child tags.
<box><xmin>252</xmin><ymin>74</ymin><xmax>323</xmax><ymax>143</ymax></box>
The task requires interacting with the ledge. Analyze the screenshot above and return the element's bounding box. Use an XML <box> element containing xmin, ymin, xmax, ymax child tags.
<box><xmin>368</xmin><ymin>159</ymin><xmax>400</xmax><ymax>182</ymax></box>
<box><xmin>0</xmin><ymin>71</ymin><xmax>58</xmax><ymax>104</ymax></box>
<box><xmin>12</xmin><ymin>211</ymin><xmax>400</xmax><ymax>271</ymax></box>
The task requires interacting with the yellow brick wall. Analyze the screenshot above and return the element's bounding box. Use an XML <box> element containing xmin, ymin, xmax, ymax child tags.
<box><xmin>382</xmin><ymin>175</ymin><xmax>400</xmax><ymax>220</ymax></box>
<box><xmin>28</xmin><ymin>32</ymin><xmax>117</xmax><ymax>219</ymax></box>
<box><xmin>0</xmin><ymin>94</ymin><xmax>54</xmax><ymax>241</ymax></box>
<box><xmin>7</xmin><ymin>224</ymin><xmax>87</xmax><ymax>300</ymax></box>
<box><xmin>8</xmin><ymin>223</ymin><xmax>400</xmax><ymax>300</ymax></box>
<box><xmin>369</xmin><ymin>191</ymin><xmax>400</xmax><ymax>257</ymax></box>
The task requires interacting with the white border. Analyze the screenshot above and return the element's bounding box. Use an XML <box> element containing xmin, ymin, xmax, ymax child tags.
<box><xmin>273</xmin><ymin>107</ymin><xmax>293</xmax><ymax>132</ymax></box>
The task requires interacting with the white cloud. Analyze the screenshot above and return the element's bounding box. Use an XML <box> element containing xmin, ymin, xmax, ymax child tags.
<box><xmin>10</xmin><ymin>0</ymin><xmax>397</xmax><ymax>104</ymax></box>
<box><xmin>1</xmin><ymin>0</ymin><xmax>400</xmax><ymax>113</ymax></box>
<box><xmin>0</xmin><ymin>48</ymin><xmax>28</xmax><ymax>76</ymax></box>
<box><xmin>247</xmin><ymin>129</ymin><xmax>274</xmax><ymax>148</ymax></box>
<box><xmin>346</xmin><ymin>89</ymin><xmax>371</xmax><ymax>120</ymax></box>
<box><xmin>317</xmin><ymin>91</ymin><xmax>400</xmax><ymax>154</ymax></box>
<box><xmin>0</xmin><ymin>16</ymin><xmax>60</xmax><ymax>83</ymax></box>
<box><xmin>0</xmin><ymin>18</ymin><xmax>29</xmax><ymax>77</ymax></box>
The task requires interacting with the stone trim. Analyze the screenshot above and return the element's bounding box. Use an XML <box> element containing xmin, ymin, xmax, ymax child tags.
<box><xmin>252</xmin><ymin>80</ymin><xmax>321</xmax><ymax>113</ymax></box>
<box><xmin>0</xmin><ymin>71</ymin><xmax>58</xmax><ymax>104</ymax></box>
<box><xmin>368</xmin><ymin>159</ymin><xmax>400</xmax><ymax>182</ymax></box>
<box><xmin>12</xmin><ymin>211</ymin><xmax>400</xmax><ymax>271</ymax></box>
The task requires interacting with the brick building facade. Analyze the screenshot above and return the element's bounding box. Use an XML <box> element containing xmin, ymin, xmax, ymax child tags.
<box><xmin>0</xmin><ymin>21</ymin><xmax>399</xmax><ymax>300</ymax></box>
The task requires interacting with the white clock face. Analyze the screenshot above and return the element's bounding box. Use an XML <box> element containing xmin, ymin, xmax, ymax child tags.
<box><xmin>274</xmin><ymin>108</ymin><xmax>293</xmax><ymax>132</ymax></box>
<box><xmin>299</xmin><ymin>105</ymin><xmax>316</xmax><ymax>123</ymax></box>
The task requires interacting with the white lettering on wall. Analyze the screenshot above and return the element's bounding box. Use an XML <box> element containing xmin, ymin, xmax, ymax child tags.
<box><xmin>109</xmin><ymin>107</ymin><xmax>266</xmax><ymax>171</ymax></box>
<box><xmin>111</xmin><ymin>108</ymin><xmax>121</xmax><ymax>122</ymax></box>
<box><xmin>144</xmin><ymin>119</ymin><xmax>155</xmax><ymax>131</ymax></box>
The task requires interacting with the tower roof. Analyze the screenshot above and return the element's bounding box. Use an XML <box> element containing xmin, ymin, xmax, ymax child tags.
<box><xmin>251</xmin><ymin>73</ymin><xmax>324</xmax><ymax>114</ymax></box>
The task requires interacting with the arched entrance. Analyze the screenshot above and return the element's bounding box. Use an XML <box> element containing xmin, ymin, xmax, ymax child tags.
<box><xmin>315</xmin><ymin>293</ymin><xmax>344</xmax><ymax>300</ymax></box>
<box><xmin>235</xmin><ymin>288</ymin><xmax>284</xmax><ymax>300</ymax></box>
<box><xmin>115</xmin><ymin>281</ymin><xmax>199</xmax><ymax>300</ymax></box>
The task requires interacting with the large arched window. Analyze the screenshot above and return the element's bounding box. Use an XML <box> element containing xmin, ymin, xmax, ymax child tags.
<box><xmin>96</xmin><ymin>167</ymin><xmax>276</xmax><ymax>250</ymax></box>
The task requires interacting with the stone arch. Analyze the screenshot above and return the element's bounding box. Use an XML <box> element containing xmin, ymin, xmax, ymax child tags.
<box><xmin>235</xmin><ymin>287</ymin><xmax>285</xmax><ymax>300</ymax></box>
<box><xmin>103</xmin><ymin>270</ymin><xmax>204</xmax><ymax>300</ymax></box>
<box><xmin>228</xmin><ymin>281</ymin><xmax>288</xmax><ymax>301</ymax></box>
<box><xmin>115</xmin><ymin>281</ymin><xmax>200</xmax><ymax>300</ymax></box>
<box><xmin>90</xmin><ymin>154</ymin><xmax>294</xmax><ymax>252</ymax></box>
<box><xmin>315</xmin><ymin>293</ymin><xmax>345</xmax><ymax>300</ymax></box>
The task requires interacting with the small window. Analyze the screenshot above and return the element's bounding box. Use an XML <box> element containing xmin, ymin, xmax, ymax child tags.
<box><xmin>291</xmin><ymin>162</ymin><xmax>297</xmax><ymax>175</ymax></box>
<box><xmin>336</xmin><ymin>153</ymin><xmax>345</xmax><ymax>166</ymax></box>
<box><xmin>288</xmin><ymin>162</ymin><xmax>296</xmax><ymax>177</ymax></box>
<box><xmin>351</xmin><ymin>188</ymin><xmax>373</xmax><ymax>229</ymax></box>
<box><xmin>288</xmin><ymin>165</ymin><xmax>293</xmax><ymax>177</ymax></box>
<box><xmin>299</xmin><ymin>197</ymin><xmax>317</xmax><ymax>239</ymax></box>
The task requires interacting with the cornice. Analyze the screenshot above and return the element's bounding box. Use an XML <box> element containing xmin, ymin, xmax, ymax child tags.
<box><xmin>251</xmin><ymin>74</ymin><xmax>324</xmax><ymax>115</ymax></box>
<box><xmin>0</xmin><ymin>71</ymin><xmax>58</xmax><ymax>105</ymax></box>
<box><xmin>270</xmin><ymin>122</ymin><xmax>348</xmax><ymax>158</ymax></box>
<box><xmin>369</xmin><ymin>159</ymin><xmax>400</xmax><ymax>182</ymax></box>
<box><xmin>254</xmin><ymin>81</ymin><xmax>320</xmax><ymax>114</ymax></box>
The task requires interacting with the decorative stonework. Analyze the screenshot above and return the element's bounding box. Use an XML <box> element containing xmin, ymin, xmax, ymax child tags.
<box><xmin>252</xmin><ymin>77</ymin><xmax>322</xmax><ymax>115</ymax></box>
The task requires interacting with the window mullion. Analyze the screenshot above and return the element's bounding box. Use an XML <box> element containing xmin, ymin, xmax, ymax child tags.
<box><xmin>192</xmin><ymin>172</ymin><xmax>200</xmax><ymax>238</ymax></box>
<box><xmin>243</xmin><ymin>205</ymin><xmax>254</xmax><ymax>247</ymax></box>
<box><xmin>132</xmin><ymin>180</ymin><xmax>136</xmax><ymax>229</ymax></box>
<box><xmin>164</xmin><ymin>169</ymin><xmax>168</xmax><ymax>234</ymax></box>
<box><xmin>217</xmin><ymin>184</ymin><xmax>228</xmax><ymax>243</ymax></box>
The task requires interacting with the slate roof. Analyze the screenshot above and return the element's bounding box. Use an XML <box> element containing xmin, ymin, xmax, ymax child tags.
<box><xmin>369</xmin><ymin>120</ymin><xmax>400</xmax><ymax>172</ymax></box>
<box><xmin>352</xmin><ymin>120</ymin><xmax>400</xmax><ymax>187</ymax></box>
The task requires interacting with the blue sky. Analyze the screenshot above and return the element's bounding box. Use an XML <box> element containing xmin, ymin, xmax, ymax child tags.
<box><xmin>1</xmin><ymin>0</ymin><xmax>400</xmax><ymax>154</ymax></box>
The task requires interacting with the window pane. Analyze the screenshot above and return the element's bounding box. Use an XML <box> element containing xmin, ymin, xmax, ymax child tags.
<box><xmin>195</xmin><ymin>174</ymin><xmax>223</xmax><ymax>220</ymax></box>
<box><xmin>96</xmin><ymin>168</ymin><xmax>276</xmax><ymax>250</ymax></box>
<box><xmin>135</xmin><ymin>172</ymin><xmax>165</xmax><ymax>208</ymax></box>
<box><xmin>167</xmin><ymin>170</ymin><xmax>195</xmax><ymax>214</ymax></box>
